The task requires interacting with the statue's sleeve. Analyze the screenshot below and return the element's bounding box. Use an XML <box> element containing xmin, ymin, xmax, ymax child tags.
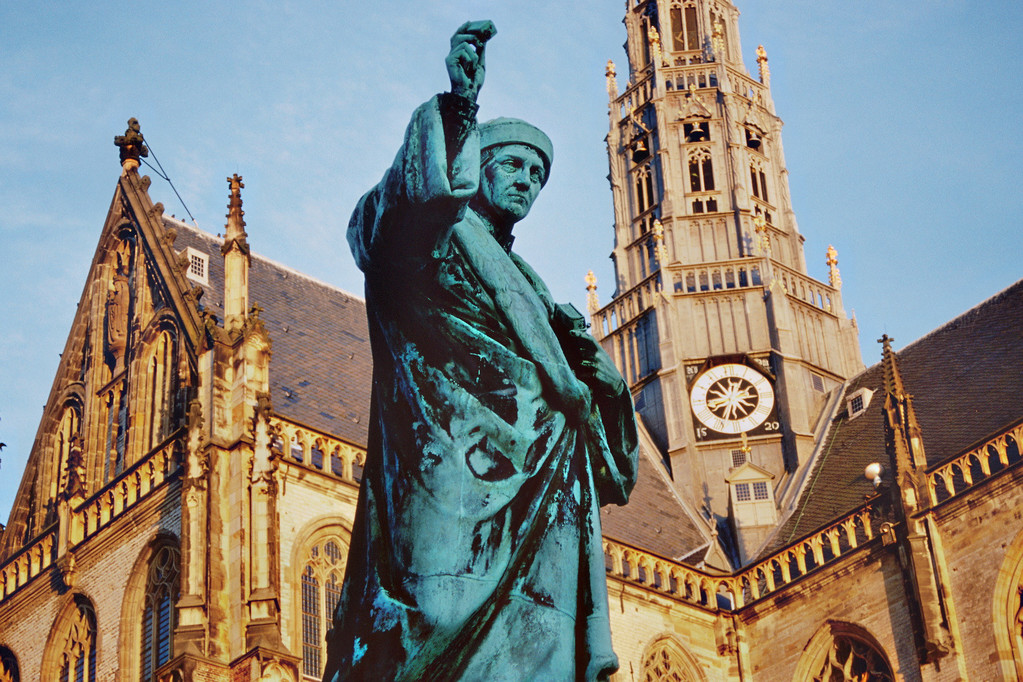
<box><xmin>590</xmin><ymin>385</ymin><xmax>639</xmax><ymax>507</ymax></box>
<box><xmin>348</xmin><ymin>94</ymin><xmax>481</xmax><ymax>272</ymax></box>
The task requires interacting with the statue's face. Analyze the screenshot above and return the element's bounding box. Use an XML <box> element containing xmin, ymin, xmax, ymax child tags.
<box><xmin>479</xmin><ymin>144</ymin><xmax>546</xmax><ymax>225</ymax></box>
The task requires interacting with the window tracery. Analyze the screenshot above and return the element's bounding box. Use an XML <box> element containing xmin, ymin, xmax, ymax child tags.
<box><xmin>57</xmin><ymin>596</ymin><xmax>98</xmax><ymax>682</ymax></box>
<box><xmin>0</xmin><ymin>646</ymin><xmax>18</xmax><ymax>682</ymax></box>
<box><xmin>300</xmin><ymin>536</ymin><xmax>348</xmax><ymax>678</ymax></box>
<box><xmin>797</xmin><ymin>623</ymin><xmax>894</xmax><ymax>682</ymax></box>
<box><xmin>140</xmin><ymin>544</ymin><xmax>180</xmax><ymax>682</ymax></box>
<box><xmin>810</xmin><ymin>634</ymin><xmax>893</xmax><ymax>681</ymax></box>
<box><xmin>641</xmin><ymin>637</ymin><xmax>702</xmax><ymax>681</ymax></box>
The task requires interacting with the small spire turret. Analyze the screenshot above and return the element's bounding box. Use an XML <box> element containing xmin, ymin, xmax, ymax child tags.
<box><xmin>222</xmin><ymin>174</ymin><xmax>251</xmax><ymax>333</ymax></box>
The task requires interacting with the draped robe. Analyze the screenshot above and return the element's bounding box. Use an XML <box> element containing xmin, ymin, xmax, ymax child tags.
<box><xmin>323</xmin><ymin>95</ymin><xmax>638</xmax><ymax>682</ymax></box>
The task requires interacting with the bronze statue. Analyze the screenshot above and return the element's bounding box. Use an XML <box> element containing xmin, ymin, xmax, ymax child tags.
<box><xmin>324</xmin><ymin>21</ymin><xmax>638</xmax><ymax>681</ymax></box>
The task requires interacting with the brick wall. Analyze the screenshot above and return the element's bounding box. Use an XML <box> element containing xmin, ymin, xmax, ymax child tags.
<box><xmin>0</xmin><ymin>484</ymin><xmax>180</xmax><ymax>678</ymax></box>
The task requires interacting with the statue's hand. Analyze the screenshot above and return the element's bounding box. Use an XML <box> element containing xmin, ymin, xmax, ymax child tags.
<box><xmin>569</xmin><ymin>330</ymin><xmax>628</xmax><ymax>397</ymax></box>
<box><xmin>446</xmin><ymin>20</ymin><xmax>496</xmax><ymax>102</ymax></box>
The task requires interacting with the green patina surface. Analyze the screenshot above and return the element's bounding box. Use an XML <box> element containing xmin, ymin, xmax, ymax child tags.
<box><xmin>324</xmin><ymin>22</ymin><xmax>638</xmax><ymax>682</ymax></box>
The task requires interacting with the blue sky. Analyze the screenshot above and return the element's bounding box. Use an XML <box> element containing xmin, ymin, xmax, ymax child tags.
<box><xmin>2</xmin><ymin>1</ymin><xmax>1022</xmax><ymax>521</ymax></box>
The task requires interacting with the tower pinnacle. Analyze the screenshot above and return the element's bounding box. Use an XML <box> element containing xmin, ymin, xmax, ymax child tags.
<box><xmin>756</xmin><ymin>45</ymin><xmax>770</xmax><ymax>86</ymax></box>
<box><xmin>222</xmin><ymin>174</ymin><xmax>251</xmax><ymax>333</ymax></box>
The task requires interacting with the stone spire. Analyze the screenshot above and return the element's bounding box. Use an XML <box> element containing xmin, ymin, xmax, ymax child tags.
<box><xmin>222</xmin><ymin>174</ymin><xmax>251</xmax><ymax>333</ymax></box>
<box><xmin>113</xmin><ymin>118</ymin><xmax>149</xmax><ymax>175</ymax></box>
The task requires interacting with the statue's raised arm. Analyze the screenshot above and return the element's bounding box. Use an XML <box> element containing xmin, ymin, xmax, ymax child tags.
<box><xmin>327</xmin><ymin>20</ymin><xmax>637</xmax><ymax>682</ymax></box>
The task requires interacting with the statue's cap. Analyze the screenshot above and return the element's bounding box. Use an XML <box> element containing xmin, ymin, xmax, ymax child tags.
<box><xmin>479</xmin><ymin>118</ymin><xmax>554</xmax><ymax>182</ymax></box>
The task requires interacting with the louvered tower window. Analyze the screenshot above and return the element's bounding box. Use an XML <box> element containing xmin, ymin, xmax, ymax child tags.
<box><xmin>140</xmin><ymin>545</ymin><xmax>180</xmax><ymax>682</ymax></box>
<box><xmin>669</xmin><ymin>3</ymin><xmax>700</xmax><ymax>52</ymax></box>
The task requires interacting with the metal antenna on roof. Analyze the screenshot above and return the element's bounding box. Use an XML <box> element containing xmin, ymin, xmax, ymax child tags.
<box><xmin>139</xmin><ymin>138</ymin><xmax>200</xmax><ymax>228</ymax></box>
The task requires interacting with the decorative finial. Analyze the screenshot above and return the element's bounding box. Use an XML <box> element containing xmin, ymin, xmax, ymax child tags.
<box><xmin>606</xmin><ymin>60</ymin><xmax>618</xmax><ymax>100</ymax></box>
<box><xmin>585</xmin><ymin>270</ymin><xmax>599</xmax><ymax>314</ymax></box>
<box><xmin>114</xmin><ymin>118</ymin><xmax>149</xmax><ymax>174</ymax></box>
<box><xmin>740</xmin><ymin>431</ymin><xmax>752</xmax><ymax>457</ymax></box>
<box><xmin>652</xmin><ymin>219</ymin><xmax>668</xmax><ymax>265</ymax></box>
<box><xmin>647</xmin><ymin>25</ymin><xmax>663</xmax><ymax>68</ymax></box>
<box><xmin>753</xmin><ymin>213</ymin><xmax>770</xmax><ymax>255</ymax></box>
<box><xmin>222</xmin><ymin>174</ymin><xmax>250</xmax><ymax>255</ymax></box>
<box><xmin>712</xmin><ymin>19</ymin><xmax>725</xmax><ymax>61</ymax></box>
<box><xmin>826</xmin><ymin>244</ymin><xmax>842</xmax><ymax>289</ymax></box>
<box><xmin>756</xmin><ymin>45</ymin><xmax>770</xmax><ymax>86</ymax></box>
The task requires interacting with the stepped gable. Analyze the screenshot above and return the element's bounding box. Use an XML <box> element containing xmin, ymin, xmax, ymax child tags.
<box><xmin>170</xmin><ymin>219</ymin><xmax>372</xmax><ymax>446</ymax></box>
<box><xmin>769</xmin><ymin>279</ymin><xmax>1023</xmax><ymax>550</ymax></box>
<box><xmin>602</xmin><ymin>446</ymin><xmax>710</xmax><ymax>562</ymax></box>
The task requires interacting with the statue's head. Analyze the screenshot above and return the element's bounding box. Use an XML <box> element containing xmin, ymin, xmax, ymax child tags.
<box><xmin>476</xmin><ymin>118</ymin><xmax>553</xmax><ymax>226</ymax></box>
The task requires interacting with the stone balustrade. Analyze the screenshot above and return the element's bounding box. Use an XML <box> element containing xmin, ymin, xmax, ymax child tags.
<box><xmin>272</xmin><ymin>417</ymin><xmax>365</xmax><ymax>485</ymax></box>
<box><xmin>927</xmin><ymin>420</ymin><xmax>1023</xmax><ymax>506</ymax></box>
<box><xmin>605</xmin><ymin>501</ymin><xmax>877</xmax><ymax>611</ymax></box>
<box><xmin>0</xmin><ymin>529</ymin><xmax>56</xmax><ymax>603</ymax></box>
<box><xmin>614</xmin><ymin>75</ymin><xmax>654</xmax><ymax>123</ymax></box>
<box><xmin>76</xmin><ymin>433</ymin><xmax>182</xmax><ymax>544</ymax></box>
<box><xmin>592</xmin><ymin>272</ymin><xmax>661</xmax><ymax>340</ymax></box>
<box><xmin>774</xmin><ymin>264</ymin><xmax>839</xmax><ymax>316</ymax></box>
<box><xmin>662</xmin><ymin>64</ymin><xmax>720</xmax><ymax>93</ymax></box>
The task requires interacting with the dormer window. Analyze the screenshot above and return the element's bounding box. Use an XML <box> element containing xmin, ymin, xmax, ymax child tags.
<box><xmin>185</xmin><ymin>247</ymin><xmax>209</xmax><ymax>285</ymax></box>
<box><xmin>847</xmin><ymin>388</ymin><xmax>874</xmax><ymax>420</ymax></box>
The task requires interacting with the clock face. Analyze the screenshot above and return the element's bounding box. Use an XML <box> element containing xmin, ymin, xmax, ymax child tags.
<box><xmin>690</xmin><ymin>363</ymin><xmax>775</xmax><ymax>435</ymax></box>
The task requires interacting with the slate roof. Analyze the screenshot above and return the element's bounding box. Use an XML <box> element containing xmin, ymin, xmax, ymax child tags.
<box><xmin>170</xmin><ymin>219</ymin><xmax>372</xmax><ymax>446</ymax></box>
<box><xmin>768</xmin><ymin>279</ymin><xmax>1023</xmax><ymax>551</ymax></box>
<box><xmin>601</xmin><ymin>445</ymin><xmax>712</xmax><ymax>562</ymax></box>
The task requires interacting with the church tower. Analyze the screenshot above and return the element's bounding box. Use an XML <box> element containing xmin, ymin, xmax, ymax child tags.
<box><xmin>591</xmin><ymin>0</ymin><xmax>863</xmax><ymax>561</ymax></box>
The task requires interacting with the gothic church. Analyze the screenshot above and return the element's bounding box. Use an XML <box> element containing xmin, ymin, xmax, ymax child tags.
<box><xmin>2</xmin><ymin>1</ymin><xmax>1022</xmax><ymax>680</ymax></box>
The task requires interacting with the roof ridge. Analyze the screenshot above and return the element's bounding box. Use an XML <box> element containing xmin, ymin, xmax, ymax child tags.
<box><xmin>164</xmin><ymin>216</ymin><xmax>366</xmax><ymax>303</ymax></box>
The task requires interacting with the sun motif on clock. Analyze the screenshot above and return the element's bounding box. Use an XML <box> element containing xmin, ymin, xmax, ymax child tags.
<box><xmin>690</xmin><ymin>363</ymin><xmax>775</xmax><ymax>434</ymax></box>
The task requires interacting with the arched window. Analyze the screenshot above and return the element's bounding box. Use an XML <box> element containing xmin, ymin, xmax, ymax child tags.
<box><xmin>47</xmin><ymin>595</ymin><xmax>98</xmax><ymax>682</ymax></box>
<box><xmin>51</xmin><ymin>402</ymin><xmax>84</xmax><ymax>504</ymax></box>
<box><xmin>147</xmin><ymin>331</ymin><xmax>175</xmax><ymax>451</ymax></box>
<box><xmin>688</xmin><ymin>150</ymin><xmax>714</xmax><ymax>192</ymax></box>
<box><xmin>796</xmin><ymin>622</ymin><xmax>894</xmax><ymax>682</ymax></box>
<box><xmin>300</xmin><ymin>537</ymin><xmax>348</xmax><ymax>678</ymax></box>
<box><xmin>635</xmin><ymin>165</ymin><xmax>655</xmax><ymax>214</ymax></box>
<box><xmin>994</xmin><ymin>526</ymin><xmax>1023</xmax><ymax>678</ymax></box>
<box><xmin>140</xmin><ymin>544</ymin><xmax>180</xmax><ymax>682</ymax></box>
<box><xmin>0</xmin><ymin>646</ymin><xmax>19</xmax><ymax>682</ymax></box>
<box><xmin>669</xmin><ymin>3</ymin><xmax>700</xmax><ymax>52</ymax></box>
<box><xmin>641</xmin><ymin>637</ymin><xmax>704</xmax><ymax>681</ymax></box>
<box><xmin>750</xmin><ymin>164</ymin><xmax>769</xmax><ymax>202</ymax></box>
